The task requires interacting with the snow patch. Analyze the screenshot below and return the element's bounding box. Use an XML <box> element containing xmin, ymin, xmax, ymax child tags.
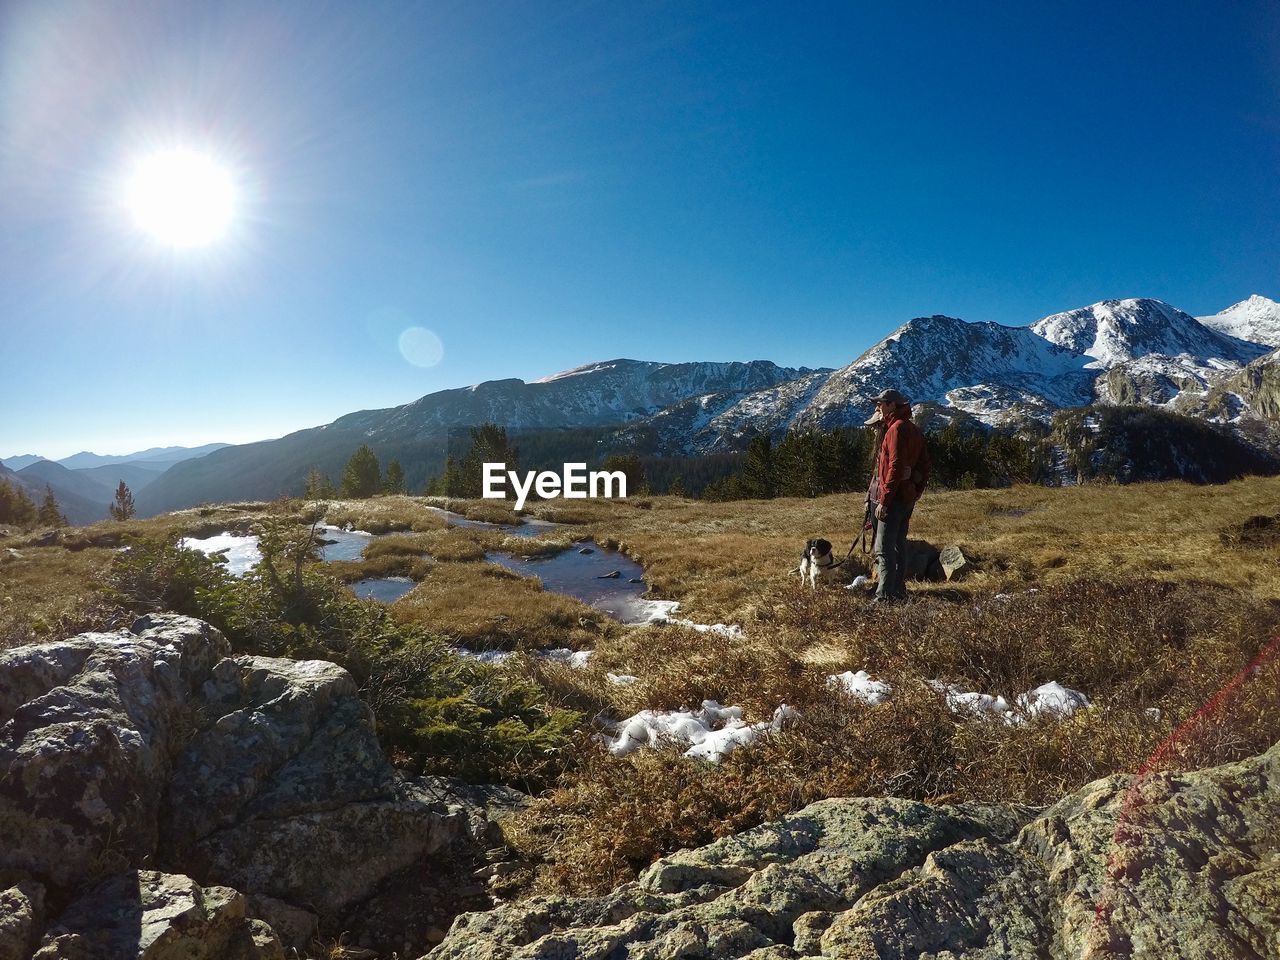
<box><xmin>633</xmin><ymin>599</ymin><xmax>744</xmax><ymax>638</ymax></box>
<box><xmin>827</xmin><ymin>670</ymin><xmax>891</xmax><ymax>705</ymax></box>
<box><xmin>605</xmin><ymin>700</ymin><xmax>796</xmax><ymax>762</ymax></box>
<box><xmin>541</xmin><ymin>648</ymin><xmax>594</xmax><ymax>669</ymax></box>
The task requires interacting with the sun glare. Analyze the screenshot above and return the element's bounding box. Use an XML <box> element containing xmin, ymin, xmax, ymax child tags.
<box><xmin>125</xmin><ymin>149</ymin><xmax>237</xmax><ymax>247</ymax></box>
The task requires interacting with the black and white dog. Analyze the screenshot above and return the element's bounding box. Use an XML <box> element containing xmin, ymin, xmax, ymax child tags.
<box><xmin>794</xmin><ymin>537</ymin><xmax>842</xmax><ymax>590</ymax></box>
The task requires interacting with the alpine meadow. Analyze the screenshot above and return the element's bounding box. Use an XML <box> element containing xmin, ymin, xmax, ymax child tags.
<box><xmin>3</xmin><ymin>3</ymin><xmax>1280</xmax><ymax>959</ymax></box>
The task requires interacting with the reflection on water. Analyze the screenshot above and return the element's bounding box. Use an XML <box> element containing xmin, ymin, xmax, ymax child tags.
<box><xmin>426</xmin><ymin>507</ymin><xmax>560</xmax><ymax>539</ymax></box>
<box><xmin>317</xmin><ymin>524</ymin><xmax>375</xmax><ymax>561</ymax></box>
<box><xmin>350</xmin><ymin>576</ymin><xmax>416</xmax><ymax>603</ymax></box>
<box><xmin>486</xmin><ymin>540</ymin><xmax>658</xmax><ymax>624</ymax></box>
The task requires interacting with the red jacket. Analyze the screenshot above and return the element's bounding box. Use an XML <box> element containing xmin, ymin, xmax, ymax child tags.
<box><xmin>876</xmin><ymin>405</ymin><xmax>930</xmax><ymax>509</ymax></box>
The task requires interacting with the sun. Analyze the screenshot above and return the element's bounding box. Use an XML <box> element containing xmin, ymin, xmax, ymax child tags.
<box><xmin>125</xmin><ymin>149</ymin><xmax>237</xmax><ymax>247</ymax></box>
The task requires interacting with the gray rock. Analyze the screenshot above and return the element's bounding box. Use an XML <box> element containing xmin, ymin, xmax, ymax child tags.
<box><xmin>187</xmin><ymin>779</ymin><xmax>465</xmax><ymax>915</ymax></box>
<box><xmin>246</xmin><ymin>895</ymin><xmax>318</xmax><ymax>954</ymax></box>
<box><xmin>32</xmin><ymin>870</ymin><xmax>282</xmax><ymax>960</ymax></box>
<box><xmin>424</xmin><ymin>743</ymin><xmax>1280</xmax><ymax>960</ymax></box>
<box><xmin>0</xmin><ymin>873</ymin><xmax>44</xmax><ymax>960</ymax></box>
<box><xmin>940</xmin><ymin>544</ymin><xmax>970</xmax><ymax>581</ymax></box>
<box><xmin>0</xmin><ymin>615</ymin><xmax>229</xmax><ymax>889</ymax></box>
<box><xmin>902</xmin><ymin>540</ymin><xmax>942</xmax><ymax>582</ymax></box>
<box><xmin>1</xmin><ymin>614</ymin><xmax>522</xmax><ymax>959</ymax></box>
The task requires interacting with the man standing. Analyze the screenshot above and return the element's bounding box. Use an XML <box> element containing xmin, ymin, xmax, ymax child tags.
<box><xmin>868</xmin><ymin>389</ymin><xmax>930</xmax><ymax>604</ymax></box>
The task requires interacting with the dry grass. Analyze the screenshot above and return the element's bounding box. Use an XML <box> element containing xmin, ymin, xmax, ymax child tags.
<box><xmin>388</xmin><ymin>561</ymin><xmax>615</xmax><ymax>651</ymax></box>
<box><xmin>501</xmin><ymin>576</ymin><xmax>1280</xmax><ymax>895</ymax></box>
<box><xmin>321</xmin><ymin>495</ymin><xmax>450</xmax><ymax>533</ymax></box>
<box><xmin>0</xmin><ymin>546</ymin><xmax>124</xmax><ymax>649</ymax></box>
<box><xmin>5</xmin><ymin>478</ymin><xmax>1280</xmax><ymax>899</ymax></box>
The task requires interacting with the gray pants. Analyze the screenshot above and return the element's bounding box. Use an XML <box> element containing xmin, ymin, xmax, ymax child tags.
<box><xmin>872</xmin><ymin>500</ymin><xmax>914</xmax><ymax>601</ymax></box>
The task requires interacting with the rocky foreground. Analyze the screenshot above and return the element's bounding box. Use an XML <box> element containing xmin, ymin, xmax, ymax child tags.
<box><xmin>1</xmin><ymin>617</ymin><xmax>1277</xmax><ymax>959</ymax></box>
<box><xmin>0</xmin><ymin>615</ymin><xmax>519</xmax><ymax>959</ymax></box>
<box><xmin>430</xmin><ymin>744</ymin><xmax>1280</xmax><ymax>960</ymax></box>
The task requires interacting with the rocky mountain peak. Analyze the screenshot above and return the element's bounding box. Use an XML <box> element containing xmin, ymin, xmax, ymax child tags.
<box><xmin>1030</xmin><ymin>298</ymin><xmax>1261</xmax><ymax>368</ymax></box>
<box><xmin>1198</xmin><ymin>294</ymin><xmax>1280</xmax><ymax>349</ymax></box>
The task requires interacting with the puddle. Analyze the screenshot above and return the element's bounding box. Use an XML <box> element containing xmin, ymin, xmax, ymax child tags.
<box><xmin>317</xmin><ymin>524</ymin><xmax>376</xmax><ymax>561</ymax></box>
<box><xmin>427</xmin><ymin>507</ymin><xmax>561</xmax><ymax>539</ymax></box>
<box><xmin>179</xmin><ymin>533</ymin><xmax>262</xmax><ymax>577</ymax></box>
<box><xmin>350</xmin><ymin>576</ymin><xmax>416</xmax><ymax>603</ymax></box>
<box><xmin>486</xmin><ymin>540</ymin><xmax>656</xmax><ymax>624</ymax></box>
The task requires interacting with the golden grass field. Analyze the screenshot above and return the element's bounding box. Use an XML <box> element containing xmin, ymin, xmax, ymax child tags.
<box><xmin>2</xmin><ymin>478</ymin><xmax>1278</xmax><ymax>895</ymax></box>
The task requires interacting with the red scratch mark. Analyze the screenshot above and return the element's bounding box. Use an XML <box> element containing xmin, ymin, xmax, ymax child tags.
<box><xmin>1085</xmin><ymin>632</ymin><xmax>1280</xmax><ymax>957</ymax></box>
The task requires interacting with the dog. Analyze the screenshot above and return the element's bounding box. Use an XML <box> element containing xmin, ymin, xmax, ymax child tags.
<box><xmin>793</xmin><ymin>537</ymin><xmax>843</xmax><ymax>590</ymax></box>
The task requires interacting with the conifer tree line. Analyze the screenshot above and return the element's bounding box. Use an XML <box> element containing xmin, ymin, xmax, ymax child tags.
<box><xmin>0</xmin><ymin>479</ymin><xmax>71</xmax><ymax>529</ymax></box>
<box><xmin>303</xmin><ymin>445</ymin><xmax>408</xmax><ymax>500</ymax></box>
<box><xmin>701</xmin><ymin>423</ymin><xmax>1047</xmax><ymax>501</ymax></box>
<box><xmin>0</xmin><ymin>478</ymin><xmax>39</xmax><ymax>527</ymax></box>
<box><xmin>304</xmin><ymin>406</ymin><xmax>1274</xmax><ymax>506</ymax></box>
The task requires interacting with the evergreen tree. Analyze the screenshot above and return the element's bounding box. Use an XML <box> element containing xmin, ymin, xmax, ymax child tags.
<box><xmin>383</xmin><ymin>459</ymin><xmax>406</xmax><ymax>495</ymax></box>
<box><xmin>667</xmin><ymin>476</ymin><xmax>686</xmax><ymax>497</ymax></box>
<box><xmin>341</xmin><ymin>445</ymin><xmax>381</xmax><ymax>498</ymax></box>
<box><xmin>303</xmin><ymin>469</ymin><xmax>337</xmax><ymax>499</ymax></box>
<box><xmin>739</xmin><ymin>435</ymin><xmax>776</xmax><ymax>499</ymax></box>
<box><xmin>433</xmin><ymin>424</ymin><xmax>518</xmax><ymax>498</ymax></box>
<box><xmin>109</xmin><ymin>481</ymin><xmax>136</xmax><ymax>521</ymax></box>
<box><xmin>0</xmin><ymin>479</ymin><xmax>37</xmax><ymax>527</ymax></box>
<box><xmin>600</xmin><ymin>454</ymin><xmax>645</xmax><ymax>496</ymax></box>
<box><xmin>37</xmin><ymin>486</ymin><xmax>68</xmax><ymax>528</ymax></box>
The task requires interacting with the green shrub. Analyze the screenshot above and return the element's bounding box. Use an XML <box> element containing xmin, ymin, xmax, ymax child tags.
<box><xmin>97</xmin><ymin>531</ymin><xmax>580</xmax><ymax>787</ymax></box>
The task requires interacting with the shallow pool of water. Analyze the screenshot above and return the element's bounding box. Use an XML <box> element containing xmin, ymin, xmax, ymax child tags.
<box><xmin>350</xmin><ymin>576</ymin><xmax>416</xmax><ymax>603</ymax></box>
<box><xmin>487</xmin><ymin>541</ymin><xmax>660</xmax><ymax>624</ymax></box>
<box><xmin>427</xmin><ymin>507</ymin><xmax>561</xmax><ymax>539</ymax></box>
<box><xmin>317</xmin><ymin>524</ymin><xmax>376</xmax><ymax>561</ymax></box>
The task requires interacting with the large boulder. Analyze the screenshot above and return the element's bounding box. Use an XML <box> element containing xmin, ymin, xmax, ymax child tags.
<box><xmin>32</xmin><ymin>870</ymin><xmax>281</xmax><ymax>960</ymax></box>
<box><xmin>0</xmin><ymin>615</ymin><xmax>519</xmax><ymax>958</ymax></box>
<box><xmin>424</xmin><ymin>741</ymin><xmax>1280</xmax><ymax>959</ymax></box>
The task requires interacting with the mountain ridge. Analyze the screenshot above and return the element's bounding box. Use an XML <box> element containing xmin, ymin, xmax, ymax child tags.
<box><xmin>117</xmin><ymin>295</ymin><xmax>1280</xmax><ymax>513</ymax></box>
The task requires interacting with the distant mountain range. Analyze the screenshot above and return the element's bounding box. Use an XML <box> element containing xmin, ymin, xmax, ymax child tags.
<box><xmin>29</xmin><ymin>295</ymin><xmax>1280</xmax><ymax>518</ymax></box>
<box><xmin>0</xmin><ymin>444</ymin><xmax>229</xmax><ymax>524</ymax></box>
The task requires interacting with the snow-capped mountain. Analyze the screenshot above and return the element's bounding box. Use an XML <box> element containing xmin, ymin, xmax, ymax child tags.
<box><xmin>138</xmin><ymin>359</ymin><xmax>821</xmax><ymax>512</ymax></box>
<box><xmin>132</xmin><ymin>294</ymin><xmax>1279</xmax><ymax>510</ymax></box>
<box><xmin>615</xmin><ymin>298</ymin><xmax>1279</xmax><ymax>454</ymax></box>
<box><xmin>1197</xmin><ymin>295</ymin><xmax>1280</xmax><ymax>349</ymax></box>
<box><xmin>364</xmin><ymin>358</ymin><xmax>819</xmax><ymax>435</ymax></box>
<box><xmin>1030</xmin><ymin>298</ymin><xmax>1266</xmax><ymax>368</ymax></box>
<box><xmin>793</xmin><ymin>314</ymin><xmax>1096</xmax><ymax>431</ymax></box>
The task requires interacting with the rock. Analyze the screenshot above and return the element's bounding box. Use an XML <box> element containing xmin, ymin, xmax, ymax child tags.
<box><xmin>33</xmin><ymin>870</ymin><xmax>283</xmax><ymax>960</ymax></box>
<box><xmin>902</xmin><ymin>540</ymin><xmax>942</xmax><ymax>582</ymax></box>
<box><xmin>940</xmin><ymin>543</ymin><xmax>971</xmax><ymax>580</ymax></box>
<box><xmin>185</xmin><ymin>778</ymin><xmax>464</xmax><ymax>916</ymax></box>
<box><xmin>0</xmin><ymin>873</ymin><xmax>44</xmax><ymax>960</ymax></box>
<box><xmin>246</xmin><ymin>895</ymin><xmax>317</xmax><ymax>954</ymax></box>
<box><xmin>578</xmin><ymin>547</ymin><xmax>594</xmax><ymax>554</ymax></box>
<box><xmin>425</xmin><ymin>741</ymin><xmax>1280</xmax><ymax>959</ymax></box>
<box><xmin>1</xmin><ymin>614</ymin><xmax>523</xmax><ymax>959</ymax></box>
<box><xmin>597</xmin><ymin>570</ymin><xmax>621</xmax><ymax>579</ymax></box>
<box><xmin>0</xmin><ymin>614</ymin><xmax>230</xmax><ymax>889</ymax></box>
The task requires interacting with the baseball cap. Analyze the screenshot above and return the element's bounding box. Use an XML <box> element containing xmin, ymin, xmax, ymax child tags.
<box><xmin>871</xmin><ymin>388</ymin><xmax>908</xmax><ymax>405</ymax></box>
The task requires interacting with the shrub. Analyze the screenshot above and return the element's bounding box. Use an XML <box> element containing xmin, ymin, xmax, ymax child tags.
<box><xmin>97</xmin><ymin>532</ymin><xmax>580</xmax><ymax>786</ymax></box>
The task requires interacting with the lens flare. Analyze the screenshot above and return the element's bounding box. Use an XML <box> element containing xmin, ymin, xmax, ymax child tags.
<box><xmin>398</xmin><ymin>326</ymin><xmax>444</xmax><ymax>367</ymax></box>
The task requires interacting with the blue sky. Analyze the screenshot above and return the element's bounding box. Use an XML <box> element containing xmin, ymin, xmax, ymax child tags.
<box><xmin>2</xmin><ymin>0</ymin><xmax>1278</xmax><ymax>460</ymax></box>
